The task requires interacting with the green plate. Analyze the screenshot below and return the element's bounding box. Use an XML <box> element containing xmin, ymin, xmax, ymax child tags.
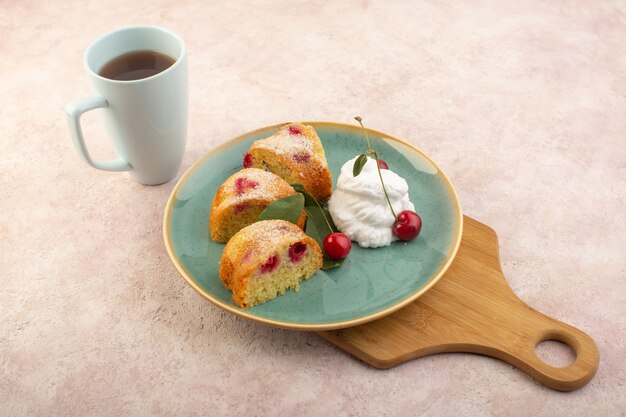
<box><xmin>163</xmin><ymin>122</ymin><xmax>462</xmax><ymax>330</ymax></box>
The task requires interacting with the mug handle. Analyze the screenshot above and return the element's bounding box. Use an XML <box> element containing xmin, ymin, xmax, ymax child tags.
<box><xmin>65</xmin><ymin>96</ymin><xmax>132</xmax><ymax>172</ymax></box>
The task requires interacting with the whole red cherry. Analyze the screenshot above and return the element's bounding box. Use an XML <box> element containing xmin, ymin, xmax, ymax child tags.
<box><xmin>392</xmin><ymin>210</ymin><xmax>422</xmax><ymax>241</ymax></box>
<box><xmin>323</xmin><ymin>233</ymin><xmax>352</xmax><ymax>260</ymax></box>
<box><xmin>377</xmin><ymin>159</ymin><xmax>389</xmax><ymax>169</ymax></box>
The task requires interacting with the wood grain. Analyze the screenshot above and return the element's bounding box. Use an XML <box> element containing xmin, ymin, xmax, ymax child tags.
<box><xmin>317</xmin><ymin>216</ymin><xmax>599</xmax><ymax>391</ymax></box>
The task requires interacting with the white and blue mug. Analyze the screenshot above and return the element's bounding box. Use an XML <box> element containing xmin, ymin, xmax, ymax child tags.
<box><xmin>65</xmin><ymin>25</ymin><xmax>188</xmax><ymax>185</ymax></box>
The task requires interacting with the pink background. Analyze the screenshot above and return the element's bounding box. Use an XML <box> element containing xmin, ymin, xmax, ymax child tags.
<box><xmin>2</xmin><ymin>1</ymin><xmax>625</xmax><ymax>415</ymax></box>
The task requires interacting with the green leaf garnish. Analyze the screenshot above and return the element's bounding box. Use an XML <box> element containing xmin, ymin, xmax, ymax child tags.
<box><xmin>290</xmin><ymin>184</ymin><xmax>344</xmax><ymax>270</ymax></box>
<box><xmin>290</xmin><ymin>183</ymin><xmax>305</xmax><ymax>193</ymax></box>
<box><xmin>304</xmin><ymin>205</ymin><xmax>344</xmax><ymax>270</ymax></box>
<box><xmin>290</xmin><ymin>183</ymin><xmax>317</xmax><ymax>206</ymax></box>
<box><xmin>258</xmin><ymin>193</ymin><xmax>304</xmax><ymax>224</ymax></box>
<box><xmin>353</xmin><ymin>153</ymin><xmax>368</xmax><ymax>177</ymax></box>
<box><xmin>323</xmin><ymin>258</ymin><xmax>344</xmax><ymax>270</ymax></box>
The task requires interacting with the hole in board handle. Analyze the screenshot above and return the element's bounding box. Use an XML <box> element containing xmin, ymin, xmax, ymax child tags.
<box><xmin>535</xmin><ymin>339</ymin><xmax>576</xmax><ymax>368</ymax></box>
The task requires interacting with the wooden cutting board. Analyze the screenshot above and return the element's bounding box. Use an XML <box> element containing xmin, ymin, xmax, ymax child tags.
<box><xmin>317</xmin><ymin>216</ymin><xmax>599</xmax><ymax>391</ymax></box>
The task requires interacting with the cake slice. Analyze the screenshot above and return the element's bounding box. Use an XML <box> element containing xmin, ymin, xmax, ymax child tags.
<box><xmin>210</xmin><ymin>168</ymin><xmax>306</xmax><ymax>242</ymax></box>
<box><xmin>243</xmin><ymin>122</ymin><xmax>333</xmax><ymax>200</ymax></box>
<box><xmin>219</xmin><ymin>220</ymin><xmax>323</xmax><ymax>308</ymax></box>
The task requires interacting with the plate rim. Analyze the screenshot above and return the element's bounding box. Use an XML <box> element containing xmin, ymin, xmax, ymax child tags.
<box><xmin>163</xmin><ymin>121</ymin><xmax>463</xmax><ymax>331</ymax></box>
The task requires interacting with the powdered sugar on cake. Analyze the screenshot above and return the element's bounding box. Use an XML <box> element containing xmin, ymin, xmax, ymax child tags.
<box><xmin>252</xmin><ymin>129</ymin><xmax>318</xmax><ymax>162</ymax></box>
<box><xmin>224</xmin><ymin>220</ymin><xmax>304</xmax><ymax>266</ymax></box>
<box><xmin>225</xmin><ymin>168</ymin><xmax>289</xmax><ymax>205</ymax></box>
<box><xmin>245</xmin><ymin>123</ymin><xmax>333</xmax><ymax>201</ymax></box>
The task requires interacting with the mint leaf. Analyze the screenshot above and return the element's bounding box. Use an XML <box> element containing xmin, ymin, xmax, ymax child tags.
<box><xmin>353</xmin><ymin>153</ymin><xmax>367</xmax><ymax>177</ymax></box>
<box><xmin>258</xmin><ymin>194</ymin><xmax>304</xmax><ymax>224</ymax></box>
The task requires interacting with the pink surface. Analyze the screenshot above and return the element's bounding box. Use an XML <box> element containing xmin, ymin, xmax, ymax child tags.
<box><xmin>1</xmin><ymin>1</ymin><xmax>625</xmax><ymax>415</ymax></box>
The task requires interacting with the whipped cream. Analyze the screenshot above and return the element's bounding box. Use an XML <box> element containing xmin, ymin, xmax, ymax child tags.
<box><xmin>328</xmin><ymin>156</ymin><xmax>415</xmax><ymax>248</ymax></box>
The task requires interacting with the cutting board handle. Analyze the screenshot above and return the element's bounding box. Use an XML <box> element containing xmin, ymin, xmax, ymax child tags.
<box><xmin>463</xmin><ymin>219</ymin><xmax>600</xmax><ymax>391</ymax></box>
<box><xmin>489</xmin><ymin>301</ymin><xmax>600</xmax><ymax>391</ymax></box>
<box><xmin>318</xmin><ymin>216</ymin><xmax>600</xmax><ymax>391</ymax></box>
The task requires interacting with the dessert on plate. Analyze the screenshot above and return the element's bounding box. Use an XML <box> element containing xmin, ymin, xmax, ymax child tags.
<box><xmin>243</xmin><ymin>122</ymin><xmax>332</xmax><ymax>200</ymax></box>
<box><xmin>219</xmin><ymin>220</ymin><xmax>323</xmax><ymax>308</ymax></box>
<box><xmin>213</xmin><ymin>119</ymin><xmax>421</xmax><ymax>309</ymax></box>
<box><xmin>210</xmin><ymin>168</ymin><xmax>306</xmax><ymax>242</ymax></box>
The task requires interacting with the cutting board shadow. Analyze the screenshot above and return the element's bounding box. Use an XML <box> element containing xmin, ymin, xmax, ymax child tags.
<box><xmin>317</xmin><ymin>216</ymin><xmax>599</xmax><ymax>392</ymax></box>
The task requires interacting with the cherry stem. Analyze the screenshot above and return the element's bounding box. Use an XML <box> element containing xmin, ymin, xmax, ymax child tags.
<box><xmin>354</xmin><ymin>116</ymin><xmax>372</xmax><ymax>154</ymax></box>
<box><xmin>354</xmin><ymin>116</ymin><xmax>397</xmax><ymax>220</ymax></box>
<box><xmin>372</xmin><ymin>151</ymin><xmax>397</xmax><ymax>219</ymax></box>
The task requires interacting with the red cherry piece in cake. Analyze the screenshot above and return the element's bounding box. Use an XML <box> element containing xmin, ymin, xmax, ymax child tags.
<box><xmin>288</xmin><ymin>125</ymin><xmax>303</xmax><ymax>135</ymax></box>
<box><xmin>243</xmin><ymin>152</ymin><xmax>253</xmax><ymax>168</ymax></box>
<box><xmin>260</xmin><ymin>254</ymin><xmax>280</xmax><ymax>273</ymax></box>
<box><xmin>288</xmin><ymin>241</ymin><xmax>307</xmax><ymax>263</ymax></box>
<box><xmin>292</xmin><ymin>153</ymin><xmax>310</xmax><ymax>163</ymax></box>
<box><xmin>392</xmin><ymin>210</ymin><xmax>422</xmax><ymax>241</ymax></box>
<box><xmin>377</xmin><ymin>159</ymin><xmax>389</xmax><ymax>169</ymax></box>
<box><xmin>323</xmin><ymin>233</ymin><xmax>352</xmax><ymax>260</ymax></box>
<box><xmin>234</xmin><ymin>177</ymin><xmax>259</xmax><ymax>195</ymax></box>
<box><xmin>234</xmin><ymin>204</ymin><xmax>247</xmax><ymax>213</ymax></box>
